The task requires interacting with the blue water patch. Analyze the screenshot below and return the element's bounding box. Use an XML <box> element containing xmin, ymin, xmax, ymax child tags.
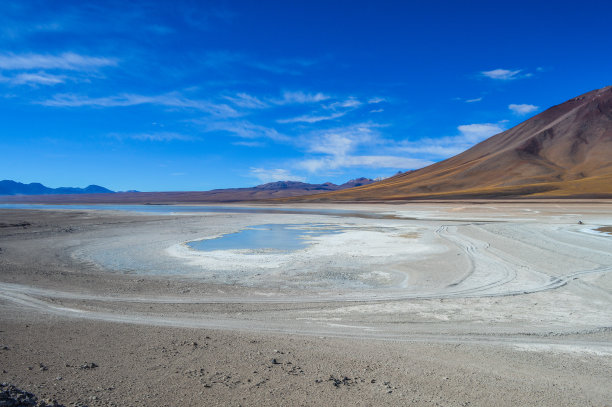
<box><xmin>187</xmin><ymin>223</ymin><xmax>343</xmax><ymax>252</ymax></box>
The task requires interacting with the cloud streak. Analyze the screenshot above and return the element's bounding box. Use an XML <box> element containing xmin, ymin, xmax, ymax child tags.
<box><xmin>40</xmin><ymin>93</ymin><xmax>239</xmax><ymax>117</ymax></box>
<box><xmin>509</xmin><ymin>103</ymin><xmax>538</xmax><ymax>115</ymax></box>
<box><xmin>110</xmin><ymin>132</ymin><xmax>195</xmax><ymax>142</ymax></box>
<box><xmin>277</xmin><ymin>112</ymin><xmax>346</xmax><ymax>124</ymax></box>
<box><xmin>0</xmin><ymin>52</ymin><xmax>117</xmax><ymax>70</ymax></box>
<box><xmin>294</xmin><ymin>123</ymin><xmax>432</xmax><ymax>173</ymax></box>
<box><xmin>272</xmin><ymin>90</ymin><xmax>329</xmax><ymax>105</ymax></box>
<box><xmin>205</xmin><ymin>120</ymin><xmax>289</xmax><ymax>141</ymax></box>
<box><xmin>481</xmin><ymin>68</ymin><xmax>523</xmax><ymax>80</ymax></box>
<box><xmin>224</xmin><ymin>92</ymin><xmax>268</xmax><ymax>109</ymax></box>
<box><xmin>457</xmin><ymin>123</ymin><xmax>504</xmax><ymax>142</ymax></box>
<box><xmin>0</xmin><ymin>71</ymin><xmax>66</xmax><ymax>86</ymax></box>
<box><xmin>249</xmin><ymin>167</ymin><xmax>305</xmax><ymax>183</ymax></box>
<box><xmin>397</xmin><ymin>122</ymin><xmax>505</xmax><ymax>158</ymax></box>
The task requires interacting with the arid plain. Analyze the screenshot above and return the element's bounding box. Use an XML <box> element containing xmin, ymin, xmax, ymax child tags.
<box><xmin>1</xmin><ymin>202</ymin><xmax>611</xmax><ymax>406</ymax></box>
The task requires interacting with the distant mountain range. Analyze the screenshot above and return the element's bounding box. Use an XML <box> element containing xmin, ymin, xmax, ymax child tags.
<box><xmin>0</xmin><ymin>180</ymin><xmax>114</xmax><ymax>196</ymax></box>
<box><xmin>0</xmin><ymin>178</ymin><xmax>376</xmax><ymax>203</ymax></box>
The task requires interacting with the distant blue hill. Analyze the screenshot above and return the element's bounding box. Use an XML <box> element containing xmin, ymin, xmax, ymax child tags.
<box><xmin>0</xmin><ymin>180</ymin><xmax>114</xmax><ymax>195</ymax></box>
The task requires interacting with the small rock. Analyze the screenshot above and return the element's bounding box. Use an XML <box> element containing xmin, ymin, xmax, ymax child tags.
<box><xmin>79</xmin><ymin>362</ymin><xmax>98</xmax><ymax>370</ymax></box>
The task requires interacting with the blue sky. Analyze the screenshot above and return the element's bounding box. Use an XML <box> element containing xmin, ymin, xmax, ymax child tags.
<box><xmin>1</xmin><ymin>0</ymin><xmax>611</xmax><ymax>191</ymax></box>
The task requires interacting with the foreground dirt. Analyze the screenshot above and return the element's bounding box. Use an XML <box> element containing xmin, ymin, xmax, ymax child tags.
<box><xmin>2</xmin><ymin>316</ymin><xmax>611</xmax><ymax>407</ymax></box>
<box><xmin>1</xmin><ymin>207</ymin><xmax>611</xmax><ymax>406</ymax></box>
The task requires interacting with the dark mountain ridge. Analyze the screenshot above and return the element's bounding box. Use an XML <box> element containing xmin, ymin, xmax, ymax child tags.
<box><xmin>0</xmin><ymin>180</ymin><xmax>113</xmax><ymax>196</ymax></box>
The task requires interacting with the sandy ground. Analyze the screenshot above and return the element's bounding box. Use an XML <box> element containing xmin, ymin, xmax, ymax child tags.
<box><xmin>1</xmin><ymin>202</ymin><xmax>611</xmax><ymax>406</ymax></box>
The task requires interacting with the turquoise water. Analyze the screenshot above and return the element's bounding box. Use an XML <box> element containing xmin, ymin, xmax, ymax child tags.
<box><xmin>187</xmin><ymin>224</ymin><xmax>343</xmax><ymax>252</ymax></box>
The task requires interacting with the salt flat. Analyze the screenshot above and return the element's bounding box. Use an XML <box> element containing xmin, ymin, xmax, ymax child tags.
<box><xmin>0</xmin><ymin>202</ymin><xmax>611</xmax><ymax>406</ymax></box>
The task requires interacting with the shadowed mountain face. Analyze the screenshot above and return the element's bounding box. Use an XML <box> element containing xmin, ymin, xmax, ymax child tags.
<box><xmin>288</xmin><ymin>86</ymin><xmax>612</xmax><ymax>201</ymax></box>
<box><xmin>0</xmin><ymin>178</ymin><xmax>375</xmax><ymax>203</ymax></box>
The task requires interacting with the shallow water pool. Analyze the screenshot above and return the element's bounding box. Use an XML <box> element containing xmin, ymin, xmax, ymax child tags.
<box><xmin>187</xmin><ymin>223</ymin><xmax>343</xmax><ymax>252</ymax></box>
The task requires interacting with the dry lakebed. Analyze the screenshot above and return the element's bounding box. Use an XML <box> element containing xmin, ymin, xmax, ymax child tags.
<box><xmin>0</xmin><ymin>202</ymin><xmax>611</xmax><ymax>406</ymax></box>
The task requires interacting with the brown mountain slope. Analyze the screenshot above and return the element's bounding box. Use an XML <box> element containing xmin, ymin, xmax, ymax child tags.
<box><xmin>285</xmin><ymin>86</ymin><xmax>612</xmax><ymax>201</ymax></box>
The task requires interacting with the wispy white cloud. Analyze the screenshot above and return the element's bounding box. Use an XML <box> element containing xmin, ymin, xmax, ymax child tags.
<box><xmin>249</xmin><ymin>167</ymin><xmax>305</xmax><ymax>183</ymax></box>
<box><xmin>0</xmin><ymin>52</ymin><xmax>117</xmax><ymax>70</ymax></box>
<box><xmin>508</xmin><ymin>103</ymin><xmax>538</xmax><ymax>115</ymax></box>
<box><xmin>110</xmin><ymin>132</ymin><xmax>195</xmax><ymax>142</ymax></box>
<box><xmin>272</xmin><ymin>90</ymin><xmax>329</xmax><ymax>105</ymax></box>
<box><xmin>367</xmin><ymin>97</ymin><xmax>385</xmax><ymax>104</ymax></box>
<box><xmin>205</xmin><ymin>120</ymin><xmax>289</xmax><ymax>141</ymax></box>
<box><xmin>397</xmin><ymin>122</ymin><xmax>505</xmax><ymax>158</ymax></box>
<box><xmin>294</xmin><ymin>123</ymin><xmax>431</xmax><ymax>173</ymax></box>
<box><xmin>0</xmin><ymin>71</ymin><xmax>66</xmax><ymax>86</ymax></box>
<box><xmin>232</xmin><ymin>140</ymin><xmax>265</xmax><ymax>147</ymax></box>
<box><xmin>457</xmin><ymin>123</ymin><xmax>504</xmax><ymax>142</ymax></box>
<box><xmin>277</xmin><ymin>96</ymin><xmax>362</xmax><ymax>124</ymax></box>
<box><xmin>370</xmin><ymin>108</ymin><xmax>384</xmax><ymax>113</ymax></box>
<box><xmin>481</xmin><ymin>68</ymin><xmax>523</xmax><ymax>80</ymax></box>
<box><xmin>396</xmin><ymin>143</ymin><xmax>469</xmax><ymax>157</ymax></box>
<box><xmin>326</xmin><ymin>97</ymin><xmax>362</xmax><ymax>110</ymax></box>
<box><xmin>277</xmin><ymin>111</ymin><xmax>346</xmax><ymax>124</ymax></box>
<box><xmin>298</xmin><ymin>155</ymin><xmax>432</xmax><ymax>173</ymax></box>
<box><xmin>224</xmin><ymin>92</ymin><xmax>268</xmax><ymax>109</ymax></box>
<box><xmin>304</xmin><ymin>124</ymin><xmax>377</xmax><ymax>156</ymax></box>
<box><xmin>465</xmin><ymin>97</ymin><xmax>482</xmax><ymax>103</ymax></box>
<box><xmin>40</xmin><ymin>93</ymin><xmax>239</xmax><ymax>117</ymax></box>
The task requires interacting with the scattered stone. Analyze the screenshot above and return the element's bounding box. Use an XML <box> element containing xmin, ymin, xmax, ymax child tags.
<box><xmin>79</xmin><ymin>362</ymin><xmax>98</xmax><ymax>370</ymax></box>
<box><xmin>270</xmin><ymin>358</ymin><xmax>280</xmax><ymax>365</ymax></box>
<box><xmin>0</xmin><ymin>383</ymin><xmax>66</xmax><ymax>406</ymax></box>
<box><xmin>0</xmin><ymin>346</ymin><xmax>9</xmax><ymax>351</ymax></box>
<box><xmin>327</xmin><ymin>375</ymin><xmax>360</xmax><ymax>388</ymax></box>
